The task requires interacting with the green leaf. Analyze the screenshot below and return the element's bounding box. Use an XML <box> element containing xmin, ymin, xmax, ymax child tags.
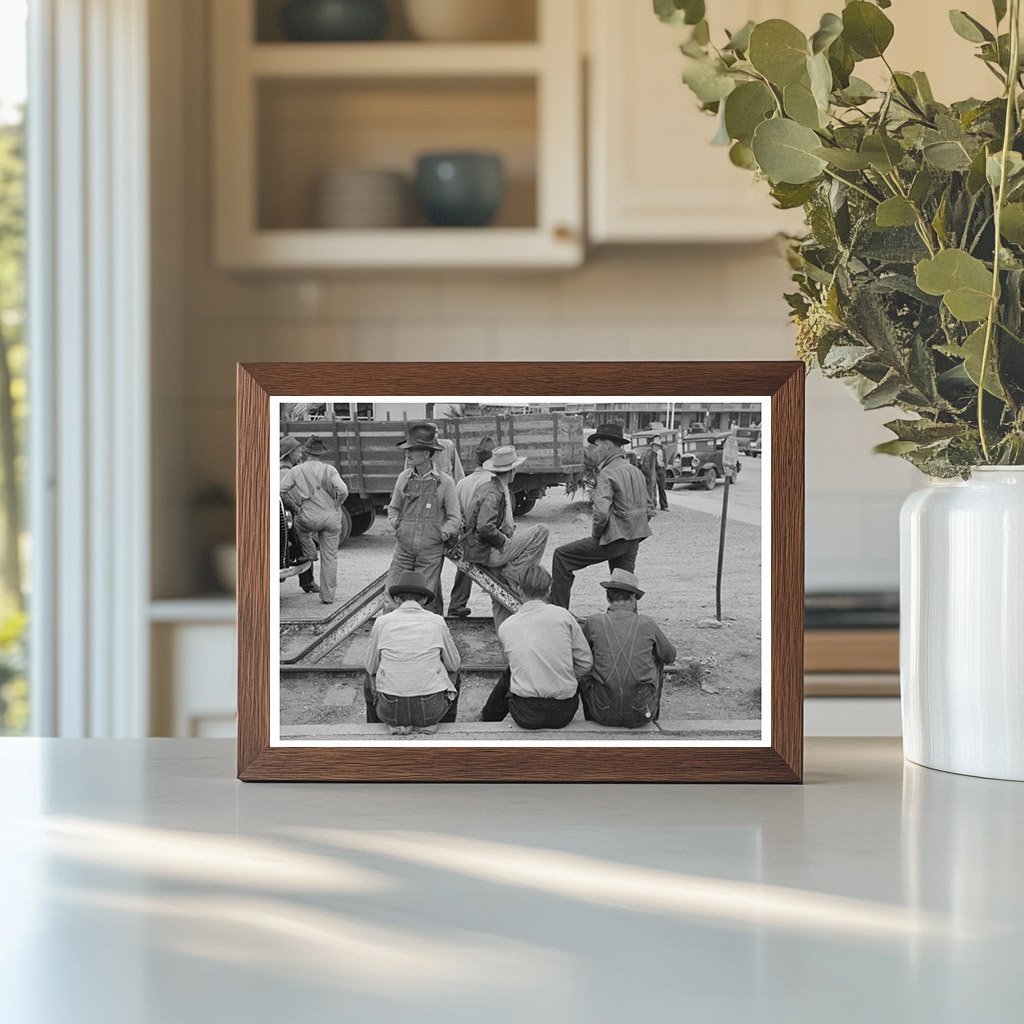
<box><xmin>860</xmin><ymin>133</ymin><xmax>904</xmax><ymax>173</ymax></box>
<box><xmin>814</xmin><ymin>146</ymin><xmax>872</xmax><ymax>170</ymax></box>
<box><xmin>682</xmin><ymin>58</ymin><xmax>736</xmax><ymax>104</ymax></box>
<box><xmin>986</xmin><ymin>150</ymin><xmax>1024</xmax><ymax>191</ymax></box>
<box><xmin>913</xmin><ymin>71</ymin><xmax>935</xmax><ymax>104</ymax></box>
<box><xmin>810</xmin><ymin>12</ymin><xmax>843</xmax><ymax>54</ymax></box>
<box><xmin>884</xmin><ymin>418</ymin><xmax>963</xmax><ymax>443</ymax></box>
<box><xmin>948</xmin><ymin>10</ymin><xmax>994</xmax><ymax>44</ymax></box>
<box><xmin>729</xmin><ymin>140</ymin><xmax>757</xmax><ymax>169</ymax></box>
<box><xmin>784</xmin><ymin>80</ymin><xmax>824</xmax><ymax>129</ymax></box>
<box><xmin>723</xmin><ymin>81</ymin><xmax>775</xmax><ymax>144</ymax></box>
<box><xmin>653</xmin><ymin>0</ymin><xmax>705</xmax><ymax>26</ymax></box>
<box><xmin>922</xmin><ymin>140</ymin><xmax>972</xmax><ymax>171</ymax></box>
<box><xmin>807</xmin><ymin>52</ymin><xmax>833</xmax><ymax>109</ymax></box>
<box><xmin>770</xmin><ymin>180</ymin><xmax>820</xmax><ymax>209</ymax></box>
<box><xmin>691</xmin><ymin>19</ymin><xmax>710</xmax><ymax>45</ymax></box>
<box><xmin>993</xmin><ymin>0</ymin><xmax>1008</xmax><ymax>24</ymax></box>
<box><xmin>862</xmin><ymin>374</ymin><xmax>903</xmax><ymax>409</ymax></box>
<box><xmin>876</xmin><ymin>197</ymin><xmax>918</xmax><ymax>228</ymax></box>
<box><xmin>967</xmin><ymin>144</ymin><xmax>991</xmax><ymax>194</ymax></box>
<box><xmin>751</xmin><ymin>118</ymin><xmax>828</xmax><ymax>184</ymax></box>
<box><xmin>842</xmin><ymin>1</ymin><xmax>895</xmax><ymax>59</ymax></box>
<box><xmin>748</xmin><ymin>20</ymin><xmax>809</xmax><ymax>87</ymax></box>
<box><xmin>837</xmin><ymin>76</ymin><xmax>879</xmax><ymax>104</ymax></box>
<box><xmin>874</xmin><ymin>439</ymin><xmax>922</xmax><ymax>455</ymax></box>
<box><xmin>915</xmin><ymin>249</ymin><xmax>994</xmax><ymax>321</ymax></box>
<box><xmin>909</xmin><ymin>164</ymin><xmax>933</xmax><ymax>205</ymax></box>
<box><xmin>724</xmin><ymin>20</ymin><xmax>755</xmax><ymax>53</ymax></box>
<box><xmin>1000</xmin><ymin>203</ymin><xmax>1024</xmax><ymax>245</ymax></box>
<box><xmin>827</xmin><ymin>35</ymin><xmax>855</xmax><ymax>89</ymax></box>
<box><xmin>940</xmin><ymin>325</ymin><xmax>1006</xmax><ymax>398</ymax></box>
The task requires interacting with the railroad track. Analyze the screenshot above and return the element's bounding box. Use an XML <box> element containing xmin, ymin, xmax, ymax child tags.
<box><xmin>281</xmin><ymin>548</ymin><xmax>523</xmax><ymax>670</ymax></box>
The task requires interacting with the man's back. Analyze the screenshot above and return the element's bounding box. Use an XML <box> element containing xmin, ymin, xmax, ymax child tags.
<box><xmin>498</xmin><ymin>600</ymin><xmax>592</xmax><ymax>700</ymax></box>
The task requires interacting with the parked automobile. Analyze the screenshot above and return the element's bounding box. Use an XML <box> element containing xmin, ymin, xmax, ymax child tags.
<box><xmin>736</xmin><ymin>426</ymin><xmax>762</xmax><ymax>458</ymax></box>
<box><xmin>667</xmin><ymin>432</ymin><xmax>741</xmax><ymax>491</ymax></box>
<box><xmin>279</xmin><ymin>498</ymin><xmax>312</xmax><ymax>582</ymax></box>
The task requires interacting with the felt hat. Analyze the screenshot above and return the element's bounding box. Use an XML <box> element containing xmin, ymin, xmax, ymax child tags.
<box><xmin>280</xmin><ymin>436</ymin><xmax>301</xmax><ymax>459</ymax></box>
<box><xmin>599</xmin><ymin>568</ymin><xmax>645</xmax><ymax>598</ymax></box>
<box><xmin>303</xmin><ymin>436</ymin><xmax>329</xmax><ymax>455</ymax></box>
<box><xmin>587</xmin><ymin>423</ymin><xmax>628</xmax><ymax>445</ymax></box>
<box><xmin>397</xmin><ymin>422</ymin><xmax>444</xmax><ymax>452</ymax></box>
<box><xmin>482</xmin><ymin>445</ymin><xmax>527</xmax><ymax>473</ymax></box>
<box><xmin>388</xmin><ymin>570</ymin><xmax>435</xmax><ymax>601</ymax></box>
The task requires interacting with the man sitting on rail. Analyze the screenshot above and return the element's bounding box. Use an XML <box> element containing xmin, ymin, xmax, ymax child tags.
<box><xmin>578</xmin><ymin>569</ymin><xmax>677</xmax><ymax>728</ymax></box>
<box><xmin>463</xmin><ymin>445</ymin><xmax>549</xmax><ymax>629</ymax></box>
<box><xmin>480</xmin><ymin>565</ymin><xmax>592</xmax><ymax>730</ymax></box>
<box><xmin>280</xmin><ymin>436</ymin><xmax>349</xmax><ymax>605</ymax></box>
<box><xmin>387</xmin><ymin>424</ymin><xmax>462</xmax><ymax>615</ymax></box>
<box><xmin>448</xmin><ymin>437</ymin><xmax>495</xmax><ymax>618</ymax></box>
<box><xmin>364</xmin><ymin>570</ymin><xmax>461</xmax><ymax>732</ymax></box>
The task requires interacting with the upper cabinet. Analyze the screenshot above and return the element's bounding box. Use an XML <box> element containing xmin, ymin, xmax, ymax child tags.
<box><xmin>211</xmin><ymin>0</ymin><xmax>584</xmax><ymax>269</ymax></box>
<box><xmin>587</xmin><ymin>0</ymin><xmax>816</xmax><ymax>243</ymax></box>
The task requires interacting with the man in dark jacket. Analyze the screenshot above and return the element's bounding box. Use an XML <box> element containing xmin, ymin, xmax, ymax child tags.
<box><xmin>579</xmin><ymin>569</ymin><xmax>677</xmax><ymax>727</ymax></box>
<box><xmin>463</xmin><ymin>445</ymin><xmax>548</xmax><ymax>628</ymax></box>
<box><xmin>551</xmin><ymin>423</ymin><xmax>652</xmax><ymax>609</ymax></box>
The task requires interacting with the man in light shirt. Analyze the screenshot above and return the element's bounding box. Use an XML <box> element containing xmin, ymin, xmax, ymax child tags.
<box><xmin>480</xmin><ymin>565</ymin><xmax>593</xmax><ymax>730</ymax></box>
<box><xmin>364</xmin><ymin>570</ymin><xmax>461</xmax><ymax>732</ymax></box>
<box><xmin>279</xmin><ymin>435</ymin><xmax>317</xmax><ymax>594</ymax></box>
<box><xmin>280</xmin><ymin>436</ymin><xmax>349</xmax><ymax>604</ymax></box>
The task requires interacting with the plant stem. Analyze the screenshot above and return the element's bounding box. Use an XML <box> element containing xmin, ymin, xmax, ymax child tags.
<box><xmin>979</xmin><ymin>0</ymin><xmax>1021</xmax><ymax>462</ymax></box>
<box><xmin>822</xmin><ymin>167</ymin><xmax>880</xmax><ymax>205</ymax></box>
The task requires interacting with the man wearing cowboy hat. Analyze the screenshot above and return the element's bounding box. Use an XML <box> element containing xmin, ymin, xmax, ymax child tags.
<box><xmin>386</xmin><ymin>424</ymin><xmax>462</xmax><ymax>615</ymax></box>
<box><xmin>462</xmin><ymin>444</ymin><xmax>549</xmax><ymax>628</ymax></box>
<box><xmin>551</xmin><ymin>423</ymin><xmax>653</xmax><ymax>609</ymax></box>
<box><xmin>279</xmin><ymin>435</ymin><xmax>317</xmax><ymax>593</ymax></box>
<box><xmin>400</xmin><ymin>421</ymin><xmax>465</xmax><ymax>484</ymax></box>
<box><xmin>448</xmin><ymin>436</ymin><xmax>495</xmax><ymax>618</ymax></box>
<box><xmin>460</xmin><ymin>446</ymin><xmax>548</xmax><ymax>626</ymax></box>
<box><xmin>578</xmin><ymin>569</ymin><xmax>677</xmax><ymax>728</ymax></box>
<box><xmin>280</xmin><ymin>435</ymin><xmax>349</xmax><ymax>604</ymax></box>
<box><xmin>364</xmin><ymin>569</ymin><xmax>461</xmax><ymax>731</ymax></box>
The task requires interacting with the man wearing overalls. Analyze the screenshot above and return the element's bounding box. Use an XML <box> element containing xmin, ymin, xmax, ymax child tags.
<box><xmin>386</xmin><ymin>425</ymin><xmax>462</xmax><ymax>615</ymax></box>
<box><xmin>280</xmin><ymin>436</ymin><xmax>349</xmax><ymax>604</ymax></box>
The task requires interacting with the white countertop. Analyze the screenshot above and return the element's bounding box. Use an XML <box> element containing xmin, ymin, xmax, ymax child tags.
<box><xmin>1</xmin><ymin>738</ymin><xmax>1020</xmax><ymax>1023</ymax></box>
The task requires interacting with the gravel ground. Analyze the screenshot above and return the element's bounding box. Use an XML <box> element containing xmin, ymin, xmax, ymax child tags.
<box><xmin>280</xmin><ymin>460</ymin><xmax>764</xmax><ymax>724</ymax></box>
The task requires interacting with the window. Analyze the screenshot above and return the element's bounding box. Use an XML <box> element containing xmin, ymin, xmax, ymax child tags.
<box><xmin>0</xmin><ymin>0</ymin><xmax>27</xmax><ymax>734</ymax></box>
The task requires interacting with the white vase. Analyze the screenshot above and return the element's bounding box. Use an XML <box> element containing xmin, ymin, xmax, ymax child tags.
<box><xmin>900</xmin><ymin>467</ymin><xmax>1024</xmax><ymax>780</ymax></box>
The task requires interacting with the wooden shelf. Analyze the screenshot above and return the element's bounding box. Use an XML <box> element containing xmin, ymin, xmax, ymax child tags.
<box><xmin>249</xmin><ymin>42</ymin><xmax>544</xmax><ymax>78</ymax></box>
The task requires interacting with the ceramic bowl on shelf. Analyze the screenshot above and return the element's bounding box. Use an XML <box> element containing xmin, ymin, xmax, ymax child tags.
<box><xmin>315</xmin><ymin>167</ymin><xmax>408</xmax><ymax>228</ymax></box>
<box><xmin>414</xmin><ymin>152</ymin><xmax>504</xmax><ymax>227</ymax></box>
<box><xmin>280</xmin><ymin>0</ymin><xmax>389</xmax><ymax>42</ymax></box>
<box><xmin>403</xmin><ymin>0</ymin><xmax>534</xmax><ymax>42</ymax></box>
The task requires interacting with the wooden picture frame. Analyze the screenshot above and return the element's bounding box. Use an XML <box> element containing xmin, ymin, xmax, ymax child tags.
<box><xmin>238</xmin><ymin>362</ymin><xmax>804</xmax><ymax>782</ymax></box>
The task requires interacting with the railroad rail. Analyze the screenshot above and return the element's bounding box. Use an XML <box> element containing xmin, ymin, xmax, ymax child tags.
<box><xmin>281</xmin><ymin>547</ymin><xmax>523</xmax><ymax>669</ymax></box>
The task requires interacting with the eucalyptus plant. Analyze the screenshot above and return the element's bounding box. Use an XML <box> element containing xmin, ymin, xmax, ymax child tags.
<box><xmin>657</xmin><ymin>0</ymin><xmax>1024</xmax><ymax>475</ymax></box>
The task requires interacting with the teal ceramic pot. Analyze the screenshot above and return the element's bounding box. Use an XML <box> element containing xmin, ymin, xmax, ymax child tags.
<box><xmin>281</xmin><ymin>0</ymin><xmax>388</xmax><ymax>41</ymax></box>
<box><xmin>415</xmin><ymin>152</ymin><xmax>505</xmax><ymax>227</ymax></box>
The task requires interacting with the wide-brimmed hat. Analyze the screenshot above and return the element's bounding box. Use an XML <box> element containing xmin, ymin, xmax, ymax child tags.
<box><xmin>397</xmin><ymin>422</ymin><xmax>444</xmax><ymax>452</ymax></box>
<box><xmin>600</xmin><ymin>568</ymin><xmax>645</xmax><ymax>598</ymax></box>
<box><xmin>587</xmin><ymin>423</ymin><xmax>628</xmax><ymax>445</ymax></box>
<box><xmin>303</xmin><ymin>436</ymin><xmax>329</xmax><ymax>455</ymax></box>
<box><xmin>482</xmin><ymin>445</ymin><xmax>527</xmax><ymax>473</ymax></box>
<box><xmin>388</xmin><ymin>570</ymin><xmax>435</xmax><ymax>601</ymax></box>
<box><xmin>280</xmin><ymin>436</ymin><xmax>301</xmax><ymax>459</ymax></box>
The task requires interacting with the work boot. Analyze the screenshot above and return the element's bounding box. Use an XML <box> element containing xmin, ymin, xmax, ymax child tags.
<box><xmin>301</xmin><ymin>581</ymin><xmax>320</xmax><ymax>594</ymax></box>
<box><xmin>448</xmin><ymin>606</ymin><xmax>471</xmax><ymax>618</ymax></box>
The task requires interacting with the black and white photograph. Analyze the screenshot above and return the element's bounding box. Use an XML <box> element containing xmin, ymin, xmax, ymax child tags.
<box><xmin>272</xmin><ymin>395</ymin><xmax>770</xmax><ymax>746</ymax></box>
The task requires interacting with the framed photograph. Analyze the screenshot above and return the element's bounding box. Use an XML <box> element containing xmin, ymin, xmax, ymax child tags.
<box><xmin>237</xmin><ymin>362</ymin><xmax>803</xmax><ymax>782</ymax></box>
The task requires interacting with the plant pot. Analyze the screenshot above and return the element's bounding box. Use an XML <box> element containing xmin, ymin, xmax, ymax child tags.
<box><xmin>900</xmin><ymin>468</ymin><xmax>1024</xmax><ymax>780</ymax></box>
<box><xmin>281</xmin><ymin>0</ymin><xmax>388</xmax><ymax>42</ymax></box>
<box><xmin>403</xmin><ymin>0</ymin><xmax>534</xmax><ymax>42</ymax></box>
<box><xmin>415</xmin><ymin>152</ymin><xmax>504</xmax><ymax>227</ymax></box>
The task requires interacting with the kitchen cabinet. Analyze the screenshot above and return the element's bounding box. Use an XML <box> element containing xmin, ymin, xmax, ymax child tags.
<box><xmin>587</xmin><ymin>0</ymin><xmax>999</xmax><ymax>244</ymax></box>
<box><xmin>211</xmin><ymin>0</ymin><xmax>583</xmax><ymax>269</ymax></box>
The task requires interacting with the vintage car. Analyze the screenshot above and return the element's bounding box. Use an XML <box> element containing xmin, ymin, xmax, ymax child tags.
<box><xmin>666</xmin><ymin>432</ymin><xmax>741</xmax><ymax>491</ymax></box>
<box><xmin>279</xmin><ymin>498</ymin><xmax>312</xmax><ymax>582</ymax></box>
<box><xmin>736</xmin><ymin>426</ymin><xmax>762</xmax><ymax>458</ymax></box>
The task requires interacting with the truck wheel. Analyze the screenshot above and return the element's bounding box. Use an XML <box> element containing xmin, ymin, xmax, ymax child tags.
<box><xmin>513</xmin><ymin>493</ymin><xmax>537</xmax><ymax>516</ymax></box>
<box><xmin>701</xmin><ymin>469</ymin><xmax>717</xmax><ymax>491</ymax></box>
<box><xmin>337</xmin><ymin>506</ymin><xmax>353</xmax><ymax>547</ymax></box>
<box><xmin>664</xmin><ymin>478</ymin><xmax>675</xmax><ymax>491</ymax></box>
<box><xmin>348</xmin><ymin>507</ymin><xmax>375</xmax><ymax>536</ymax></box>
